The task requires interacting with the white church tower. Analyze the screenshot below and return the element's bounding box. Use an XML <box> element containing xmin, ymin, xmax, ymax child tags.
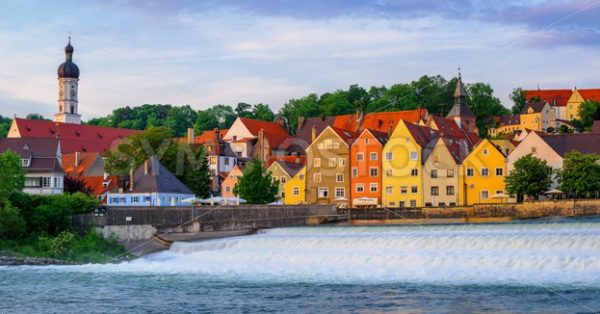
<box><xmin>54</xmin><ymin>38</ymin><xmax>81</xmax><ymax>124</ymax></box>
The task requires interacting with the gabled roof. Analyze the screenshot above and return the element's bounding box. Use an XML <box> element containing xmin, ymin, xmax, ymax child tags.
<box><xmin>63</xmin><ymin>152</ymin><xmax>105</xmax><ymax>177</ymax></box>
<box><xmin>446</xmin><ymin>102</ymin><xmax>474</xmax><ymax>118</ymax></box>
<box><xmin>427</xmin><ymin>115</ymin><xmax>479</xmax><ymax>148</ymax></box>
<box><xmin>578</xmin><ymin>89</ymin><xmax>600</xmax><ymax>102</ymax></box>
<box><xmin>404</xmin><ymin>121</ymin><xmax>439</xmax><ymax>148</ymax></box>
<box><xmin>178</xmin><ymin>129</ymin><xmax>228</xmax><ymax>145</ymax></box>
<box><xmin>424</xmin><ymin>137</ymin><xmax>470</xmax><ymax>164</ymax></box>
<box><xmin>540</xmin><ymin>133</ymin><xmax>600</xmax><ymax>157</ymax></box>
<box><xmin>273</xmin><ymin>160</ymin><xmax>304</xmax><ymax>177</ymax></box>
<box><xmin>361</xmin><ymin>109</ymin><xmax>428</xmax><ymax>132</ymax></box>
<box><xmin>361</xmin><ymin>129</ymin><xmax>389</xmax><ymax>146</ymax></box>
<box><xmin>524</xmin><ymin>89</ymin><xmax>572</xmax><ymax>107</ymax></box>
<box><xmin>0</xmin><ymin>138</ymin><xmax>62</xmax><ymax>173</ymax></box>
<box><xmin>238</xmin><ymin>117</ymin><xmax>291</xmax><ymax>147</ymax></box>
<box><xmin>80</xmin><ymin>176</ymin><xmax>119</xmax><ymax>197</ymax></box>
<box><xmin>496</xmin><ymin>114</ymin><xmax>520</xmax><ymax>126</ymax></box>
<box><xmin>266</xmin><ymin>155</ymin><xmax>306</xmax><ymax>168</ymax></box>
<box><xmin>127</xmin><ymin>157</ymin><xmax>193</xmax><ymax>194</ymax></box>
<box><xmin>11</xmin><ymin>118</ymin><xmax>136</xmax><ymax>154</ymax></box>
<box><xmin>331</xmin><ymin>127</ymin><xmax>360</xmax><ymax>145</ymax></box>
<box><xmin>521</xmin><ymin>101</ymin><xmax>548</xmax><ymax>114</ymax></box>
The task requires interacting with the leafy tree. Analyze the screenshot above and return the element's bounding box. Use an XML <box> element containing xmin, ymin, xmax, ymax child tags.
<box><xmin>233</xmin><ymin>159</ymin><xmax>278</xmax><ymax>204</ymax></box>
<box><xmin>0</xmin><ymin>201</ymin><xmax>26</xmax><ymax>239</ymax></box>
<box><xmin>558</xmin><ymin>151</ymin><xmax>600</xmax><ymax>197</ymax></box>
<box><xmin>510</xmin><ymin>88</ymin><xmax>526</xmax><ymax>114</ymax></box>
<box><xmin>252</xmin><ymin>103</ymin><xmax>275</xmax><ymax>121</ymax></box>
<box><xmin>211</xmin><ymin>104</ymin><xmax>237</xmax><ymax>128</ymax></box>
<box><xmin>161</xmin><ymin>143</ymin><xmax>211</xmax><ymax>198</ymax></box>
<box><xmin>64</xmin><ymin>176</ymin><xmax>93</xmax><ymax>195</ymax></box>
<box><xmin>546</xmin><ymin>126</ymin><xmax>555</xmax><ymax>133</ymax></box>
<box><xmin>577</xmin><ymin>100</ymin><xmax>600</xmax><ymax>130</ymax></box>
<box><xmin>235</xmin><ymin>102</ymin><xmax>253</xmax><ymax>118</ymax></box>
<box><xmin>505</xmin><ymin>154</ymin><xmax>553</xmax><ymax>200</ymax></box>
<box><xmin>0</xmin><ymin>115</ymin><xmax>13</xmax><ymax>138</ymax></box>
<box><xmin>165</xmin><ymin>105</ymin><xmax>198</xmax><ymax>136</ymax></box>
<box><xmin>467</xmin><ymin>82</ymin><xmax>509</xmax><ymax>136</ymax></box>
<box><xmin>194</xmin><ymin>109</ymin><xmax>220</xmax><ymax>133</ymax></box>
<box><xmin>0</xmin><ymin>151</ymin><xmax>26</xmax><ymax>201</ymax></box>
<box><xmin>558</xmin><ymin>124</ymin><xmax>574</xmax><ymax>134</ymax></box>
<box><xmin>25</xmin><ymin>113</ymin><xmax>49</xmax><ymax>121</ymax></box>
<box><xmin>280</xmin><ymin>93</ymin><xmax>320</xmax><ymax>133</ymax></box>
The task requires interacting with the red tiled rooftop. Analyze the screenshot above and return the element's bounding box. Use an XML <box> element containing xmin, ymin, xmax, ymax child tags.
<box><xmin>524</xmin><ymin>89</ymin><xmax>572</xmax><ymax>107</ymax></box>
<box><xmin>578</xmin><ymin>89</ymin><xmax>600</xmax><ymax>102</ymax></box>
<box><xmin>239</xmin><ymin>117</ymin><xmax>291</xmax><ymax>147</ymax></box>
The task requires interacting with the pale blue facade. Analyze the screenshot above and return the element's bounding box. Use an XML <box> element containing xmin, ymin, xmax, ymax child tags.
<box><xmin>106</xmin><ymin>192</ymin><xmax>193</xmax><ymax>206</ymax></box>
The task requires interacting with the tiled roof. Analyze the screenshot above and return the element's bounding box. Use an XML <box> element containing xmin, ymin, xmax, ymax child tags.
<box><xmin>0</xmin><ymin>138</ymin><xmax>62</xmax><ymax>173</ymax></box>
<box><xmin>80</xmin><ymin>176</ymin><xmax>119</xmax><ymax>197</ymax></box>
<box><xmin>446</xmin><ymin>102</ymin><xmax>475</xmax><ymax>118</ymax></box>
<box><xmin>496</xmin><ymin>114</ymin><xmax>521</xmax><ymax>126</ymax></box>
<box><xmin>266</xmin><ymin>155</ymin><xmax>306</xmax><ymax>168</ymax></box>
<box><xmin>524</xmin><ymin>89</ymin><xmax>572</xmax><ymax>107</ymax></box>
<box><xmin>428</xmin><ymin>115</ymin><xmax>479</xmax><ymax>148</ymax></box>
<box><xmin>578</xmin><ymin>89</ymin><xmax>600</xmax><ymax>102</ymax></box>
<box><xmin>540</xmin><ymin>133</ymin><xmax>600</xmax><ymax>157</ymax></box>
<box><xmin>127</xmin><ymin>157</ymin><xmax>193</xmax><ymax>194</ymax></box>
<box><xmin>404</xmin><ymin>122</ymin><xmax>439</xmax><ymax>148</ymax></box>
<box><xmin>193</xmin><ymin>129</ymin><xmax>228</xmax><ymax>144</ymax></box>
<box><xmin>362</xmin><ymin>129</ymin><xmax>389</xmax><ymax>146</ymax></box>
<box><xmin>331</xmin><ymin>127</ymin><xmax>360</xmax><ymax>145</ymax></box>
<box><xmin>12</xmin><ymin>118</ymin><xmax>136</xmax><ymax>154</ymax></box>
<box><xmin>521</xmin><ymin>101</ymin><xmax>547</xmax><ymax>114</ymax></box>
<box><xmin>273</xmin><ymin>160</ymin><xmax>304</xmax><ymax>177</ymax></box>
<box><xmin>239</xmin><ymin>117</ymin><xmax>291</xmax><ymax>148</ymax></box>
<box><xmin>332</xmin><ymin>114</ymin><xmax>359</xmax><ymax>131</ymax></box>
<box><xmin>361</xmin><ymin>109</ymin><xmax>428</xmax><ymax>132</ymax></box>
<box><xmin>62</xmin><ymin>152</ymin><xmax>104</xmax><ymax>177</ymax></box>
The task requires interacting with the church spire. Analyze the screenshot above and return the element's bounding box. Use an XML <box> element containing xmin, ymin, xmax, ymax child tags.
<box><xmin>453</xmin><ymin>66</ymin><xmax>467</xmax><ymax>106</ymax></box>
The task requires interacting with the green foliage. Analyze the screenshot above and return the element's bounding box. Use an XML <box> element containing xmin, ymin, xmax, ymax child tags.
<box><xmin>510</xmin><ymin>88</ymin><xmax>526</xmax><ymax>114</ymax></box>
<box><xmin>558</xmin><ymin>151</ymin><xmax>600</xmax><ymax>197</ymax></box>
<box><xmin>558</xmin><ymin>124</ymin><xmax>574</xmax><ymax>134</ymax></box>
<box><xmin>194</xmin><ymin>104</ymin><xmax>236</xmax><ymax>133</ymax></box>
<box><xmin>252</xmin><ymin>103</ymin><xmax>275</xmax><ymax>121</ymax></box>
<box><xmin>0</xmin><ymin>151</ymin><xmax>26</xmax><ymax>201</ymax></box>
<box><xmin>505</xmin><ymin>154</ymin><xmax>553</xmax><ymax>200</ymax></box>
<box><xmin>233</xmin><ymin>159</ymin><xmax>279</xmax><ymax>204</ymax></box>
<box><xmin>25</xmin><ymin>113</ymin><xmax>49</xmax><ymax>121</ymax></box>
<box><xmin>64</xmin><ymin>176</ymin><xmax>93</xmax><ymax>195</ymax></box>
<box><xmin>235</xmin><ymin>102</ymin><xmax>253</xmax><ymax>118</ymax></box>
<box><xmin>38</xmin><ymin>230</ymin><xmax>75</xmax><ymax>258</ymax></box>
<box><xmin>468</xmin><ymin>82</ymin><xmax>509</xmax><ymax>136</ymax></box>
<box><xmin>546</xmin><ymin>126</ymin><xmax>555</xmax><ymax>133</ymax></box>
<box><xmin>161</xmin><ymin>143</ymin><xmax>211</xmax><ymax>198</ymax></box>
<box><xmin>0</xmin><ymin>201</ymin><xmax>26</xmax><ymax>239</ymax></box>
<box><xmin>577</xmin><ymin>100</ymin><xmax>600</xmax><ymax>130</ymax></box>
<box><xmin>0</xmin><ymin>115</ymin><xmax>12</xmax><ymax>137</ymax></box>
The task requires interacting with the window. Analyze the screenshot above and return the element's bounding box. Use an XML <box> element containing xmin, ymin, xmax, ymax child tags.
<box><xmin>318</xmin><ymin>143</ymin><xmax>324</xmax><ymax>150</ymax></box>
<box><xmin>386</xmin><ymin>152</ymin><xmax>393</xmax><ymax>161</ymax></box>
<box><xmin>328</xmin><ymin>158</ymin><xmax>336</xmax><ymax>167</ymax></box>
<box><xmin>370</xmin><ymin>183</ymin><xmax>378</xmax><ymax>192</ymax></box>
<box><xmin>438</xmin><ymin>202</ymin><xmax>446</xmax><ymax>207</ymax></box>
<box><xmin>369</xmin><ymin>167</ymin><xmax>378</xmax><ymax>177</ymax></box>
<box><xmin>209</xmin><ymin>157</ymin><xmax>217</xmax><ymax>165</ymax></box>
<box><xmin>386</xmin><ymin>186</ymin><xmax>392</xmax><ymax>195</ymax></box>
<box><xmin>399</xmin><ymin>201</ymin><xmax>405</xmax><ymax>208</ymax></box>
<box><xmin>481</xmin><ymin>168</ymin><xmax>489</xmax><ymax>176</ymax></box>
<box><xmin>370</xmin><ymin>152</ymin><xmax>378</xmax><ymax>161</ymax></box>
<box><xmin>21</xmin><ymin>159</ymin><xmax>30</xmax><ymax>167</ymax></box>
<box><xmin>446</xmin><ymin>186</ymin><xmax>455</xmax><ymax>195</ymax></box>
<box><xmin>145</xmin><ymin>196</ymin><xmax>151</xmax><ymax>202</ymax></box>
<box><xmin>335</xmin><ymin>187</ymin><xmax>345</xmax><ymax>198</ymax></box>
<box><xmin>483</xmin><ymin>148</ymin><xmax>489</xmax><ymax>156</ymax></box>
<box><xmin>280</xmin><ymin>176</ymin><xmax>287</xmax><ymax>183</ymax></box>
<box><xmin>225</xmin><ymin>186</ymin><xmax>231</xmax><ymax>193</ymax></box>
<box><xmin>431</xmin><ymin>186</ymin><xmax>439</xmax><ymax>196</ymax></box>
<box><xmin>410</xmin><ymin>200</ymin><xmax>417</xmax><ymax>208</ymax></box>
<box><xmin>299</xmin><ymin>174</ymin><xmax>305</xmax><ymax>180</ymax></box>
<box><xmin>25</xmin><ymin>177</ymin><xmax>41</xmax><ymax>187</ymax></box>
<box><xmin>293</xmin><ymin>187</ymin><xmax>299</xmax><ymax>196</ymax></box>
<box><xmin>400</xmin><ymin>186</ymin><xmax>408</xmax><ymax>194</ymax></box>
<box><xmin>365</xmin><ymin>138</ymin><xmax>369</xmax><ymax>144</ymax></box>
<box><xmin>385</xmin><ymin>169</ymin><xmax>393</xmax><ymax>177</ymax></box>
<box><xmin>357</xmin><ymin>153</ymin><xmax>364</xmax><ymax>161</ymax></box>
<box><xmin>338</xmin><ymin>158</ymin><xmax>346</xmax><ymax>167</ymax></box>
<box><xmin>431</xmin><ymin>170</ymin><xmax>438</xmax><ymax>178</ymax></box>
<box><xmin>447</xmin><ymin>169</ymin><xmax>454</xmax><ymax>177</ymax></box>
<box><xmin>531</xmin><ymin>147</ymin><xmax>537</xmax><ymax>154</ymax></box>
<box><xmin>318</xmin><ymin>187</ymin><xmax>329</xmax><ymax>198</ymax></box>
<box><xmin>313</xmin><ymin>158</ymin><xmax>321</xmax><ymax>167</ymax></box>
<box><xmin>467</xmin><ymin>168</ymin><xmax>474</xmax><ymax>177</ymax></box>
<box><xmin>132</xmin><ymin>196</ymin><xmax>140</xmax><ymax>203</ymax></box>
<box><xmin>53</xmin><ymin>177</ymin><xmax>61</xmax><ymax>188</ymax></box>
<box><xmin>42</xmin><ymin>177</ymin><xmax>51</xmax><ymax>188</ymax></box>
<box><xmin>336</xmin><ymin>173</ymin><xmax>344</xmax><ymax>182</ymax></box>
<box><xmin>224</xmin><ymin>158</ymin><xmax>230</xmax><ymax>166</ymax></box>
<box><xmin>352</xmin><ymin>168</ymin><xmax>358</xmax><ymax>177</ymax></box>
<box><xmin>411</xmin><ymin>169</ymin><xmax>418</xmax><ymax>177</ymax></box>
<box><xmin>333</xmin><ymin>142</ymin><xmax>340</xmax><ymax>149</ymax></box>
<box><xmin>496</xmin><ymin>168</ymin><xmax>503</xmax><ymax>176</ymax></box>
<box><xmin>433</xmin><ymin>155</ymin><xmax>440</xmax><ymax>163</ymax></box>
<box><xmin>324</xmin><ymin>139</ymin><xmax>332</xmax><ymax>149</ymax></box>
<box><xmin>496</xmin><ymin>190</ymin><xmax>504</xmax><ymax>195</ymax></box>
<box><xmin>410</xmin><ymin>151</ymin><xmax>418</xmax><ymax>160</ymax></box>
<box><xmin>411</xmin><ymin>186</ymin><xmax>418</xmax><ymax>193</ymax></box>
<box><xmin>356</xmin><ymin>184</ymin><xmax>365</xmax><ymax>192</ymax></box>
<box><xmin>313</xmin><ymin>173</ymin><xmax>322</xmax><ymax>182</ymax></box>
<box><xmin>481</xmin><ymin>190</ymin><xmax>489</xmax><ymax>199</ymax></box>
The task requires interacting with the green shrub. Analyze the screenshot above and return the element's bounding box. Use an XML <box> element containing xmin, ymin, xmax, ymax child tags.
<box><xmin>0</xmin><ymin>201</ymin><xmax>26</xmax><ymax>239</ymax></box>
<box><xmin>38</xmin><ymin>231</ymin><xmax>75</xmax><ymax>258</ymax></box>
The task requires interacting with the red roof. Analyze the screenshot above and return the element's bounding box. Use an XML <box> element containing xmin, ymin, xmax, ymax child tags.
<box><xmin>239</xmin><ymin>117</ymin><xmax>291</xmax><ymax>147</ymax></box>
<box><xmin>63</xmin><ymin>152</ymin><xmax>100</xmax><ymax>177</ymax></box>
<box><xmin>194</xmin><ymin>129</ymin><xmax>228</xmax><ymax>144</ymax></box>
<box><xmin>265</xmin><ymin>155</ymin><xmax>306</xmax><ymax>168</ymax></box>
<box><xmin>332</xmin><ymin>114</ymin><xmax>359</xmax><ymax>131</ymax></box>
<box><xmin>361</xmin><ymin>109</ymin><xmax>428</xmax><ymax>132</ymax></box>
<box><xmin>578</xmin><ymin>89</ymin><xmax>600</xmax><ymax>103</ymax></box>
<box><xmin>404</xmin><ymin>121</ymin><xmax>439</xmax><ymax>148</ymax></box>
<box><xmin>524</xmin><ymin>89</ymin><xmax>572</xmax><ymax>107</ymax></box>
<box><xmin>331</xmin><ymin>127</ymin><xmax>360</xmax><ymax>145</ymax></box>
<box><xmin>12</xmin><ymin>118</ymin><xmax>136</xmax><ymax>154</ymax></box>
<box><xmin>81</xmin><ymin>176</ymin><xmax>119</xmax><ymax>199</ymax></box>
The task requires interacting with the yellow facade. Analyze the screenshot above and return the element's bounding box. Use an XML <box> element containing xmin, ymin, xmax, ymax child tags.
<box><xmin>382</xmin><ymin>121</ymin><xmax>425</xmax><ymax>208</ymax></box>
<box><xmin>566</xmin><ymin>89</ymin><xmax>584</xmax><ymax>121</ymax></box>
<box><xmin>283</xmin><ymin>167</ymin><xmax>306</xmax><ymax>205</ymax></box>
<box><xmin>520</xmin><ymin>111</ymin><xmax>542</xmax><ymax>131</ymax></box>
<box><xmin>267</xmin><ymin>162</ymin><xmax>293</xmax><ymax>200</ymax></box>
<box><xmin>490</xmin><ymin>123</ymin><xmax>521</xmax><ymax>137</ymax></box>
<box><xmin>463</xmin><ymin>139</ymin><xmax>507</xmax><ymax>205</ymax></box>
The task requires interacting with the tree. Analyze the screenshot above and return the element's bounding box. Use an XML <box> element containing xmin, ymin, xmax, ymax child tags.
<box><xmin>505</xmin><ymin>154</ymin><xmax>553</xmax><ymax>200</ymax></box>
<box><xmin>0</xmin><ymin>115</ymin><xmax>13</xmax><ymax>138</ymax></box>
<box><xmin>233</xmin><ymin>159</ymin><xmax>279</xmax><ymax>204</ymax></box>
<box><xmin>280</xmin><ymin>94</ymin><xmax>321</xmax><ymax>133</ymax></box>
<box><xmin>577</xmin><ymin>100</ymin><xmax>600</xmax><ymax>130</ymax></box>
<box><xmin>64</xmin><ymin>176</ymin><xmax>93</xmax><ymax>195</ymax></box>
<box><xmin>162</xmin><ymin>143</ymin><xmax>211</xmax><ymax>198</ymax></box>
<box><xmin>558</xmin><ymin>124</ymin><xmax>574</xmax><ymax>134</ymax></box>
<box><xmin>194</xmin><ymin>109</ymin><xmax>220</xmax><ymax>133</ymax></box>
<box><xmin>165</xmin><ymin>105</ymin><xmax>198</xmax><ymax>136</ymax></box>
<box><xmin>558</xmin><ymin>151</ymin><xmax>600</xmax><ymax>197</ymax></box>
<box><xmin>0</xmin><ymin>151</ymin><xmax>26</xmax><ymax>201</ymax></box>
<box><xmin>25</xmin><ymin>113</ymin><xmax>49</xmax><ymax>121</ymax></box>
<box><xmin>252</xmin><ymin>103</ymin><xmax>275</xmax><ymax>121</ymax></box>
<box><xmin>235</xmin><ymin>102</ymin><xmax>253</xmax><ymax>118</ymax></box>
<box><xmin>509</xmin><ymin>88</ymin><xmax>526</xmax><ymax>114</ymax></box>
<box><xmin>0</xmin><ymin>201</ymin><xmax>26</xmax><ymax>239</ymax></box>
<box><xmin>467</xmin><ymin>82</ymin><xmax>509</xmax><ymax>136</ymax></box>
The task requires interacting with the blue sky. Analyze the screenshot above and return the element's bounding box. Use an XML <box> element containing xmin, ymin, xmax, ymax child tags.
<box><xmin>1</xmin><ymin>0</ymin><xmax>599</xmax><ymax>119</ymax></box>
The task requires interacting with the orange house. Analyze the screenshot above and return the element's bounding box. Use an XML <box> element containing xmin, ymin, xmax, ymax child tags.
<box><xmin>350</xmin><ymin>129</ymin><xmax>388</xmax><ymax>207</ymax></box>
<box><xmin>221</xmin><ymin>165</ymin><xmax>243</xmax><ymax>198</ymax></box>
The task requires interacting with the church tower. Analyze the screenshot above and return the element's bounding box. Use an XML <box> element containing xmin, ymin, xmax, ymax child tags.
<box><xmin>446</xmin><ymin>70</ymin><xmax>476</xmax><ymax>133</ymax></box>
<box><xmin>54</xmin><ymin>38</ymin><xmax>81</xmax><ymax>124</ymax></box>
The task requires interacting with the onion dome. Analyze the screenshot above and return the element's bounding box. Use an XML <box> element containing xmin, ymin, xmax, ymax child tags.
<box><xmin>57</xmin><ymin>39</ymin><xmax>80</xmax><ymax>79</ymax></box>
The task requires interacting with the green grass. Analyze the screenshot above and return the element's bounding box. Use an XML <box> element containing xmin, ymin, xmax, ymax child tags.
<box><xmin>0</xmin><ymin>228</ymin><xmax>131</xmax><ymax>264</ymax></box>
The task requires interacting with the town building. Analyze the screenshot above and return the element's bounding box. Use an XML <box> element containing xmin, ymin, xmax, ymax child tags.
<box><xmin>489</xmin><ymin>115</ymin><xmax>521</xmax><ymax>137</ymax></box>
<box><xmin>524</xmin><ymin>89</ymin><xmax>572</xmax><ymax>120</ymax></box>
<box><xmin>463</xmin><ymin>139</ymin><xmax>507</xmax><ymax>205</ymax></box>
<box><xmin>0</xmin><ymin>138</ymin><xmax>64</xmax><ymax>195</ymax></box>
<box><xmin>267</xmin><ymin>159</ymin><xmax>304</xmax><ymax>200</ymax></box>
<box><xmin>566</xmin><ymin>88</ymin><xmax>600</xmax><ymax>121</ymax></box>
<box><xmin>519</xmin><ymin>101</ymin><xmax>555</xmax><ymax>132</ymax></box>
<box><xmin>422</xmin><ymin>137</ymin><xmax>469</xmax><ymax>207</ymax></box>
<box><xmin>350</xmin><ymin>129</ymin><xmax>388</xmax><ymax>207</ymax></box>
<box><xmin>283</xmin><ymin>166</ymin><xmax>306</xmax><ymax>205</ymax></box>
<box><xmin>62</xmin><ymin>152</ymin><xmax>118</xmax><ymax>203</ymax></box>
<box><xmin>305</xmin><ymin>126</ymin><xmax>359</xmax><ymax>207</ymax></box>
<box><xmin>223</xmin><ymin>117</ymin><xmax>292</xmax><ymax>161</ymax></box>
<box><xmin>221</xmin><ymin>165</ymin><xmax>243</xmax><ymax>199</ymax></box>
<box><xmin>446</xmin><ymin>74</ymin><xmax>477</xmax><ymax>133</ymax></box>
<box><xmin>105</xmin><ymin>157</ymin><xmax>194</xmax><ymax>206</ymax></box>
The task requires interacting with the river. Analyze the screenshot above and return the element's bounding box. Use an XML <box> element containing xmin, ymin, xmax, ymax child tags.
<box><xmin>2</xmin><ymin>218</ymin><xmax>600</xmax><ymax>313</ymax></box>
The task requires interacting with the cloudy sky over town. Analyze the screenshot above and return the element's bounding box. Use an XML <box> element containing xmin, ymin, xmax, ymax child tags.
<box><xmin>1</xmin><ymin>0</ymin><xmax>599</xmax><ymax>119</ymax></box>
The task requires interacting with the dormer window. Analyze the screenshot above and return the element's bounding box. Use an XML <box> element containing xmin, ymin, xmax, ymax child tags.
<box><xmin>21</xmin><ymin>159</ymin><xmax>30</xmax><ymax>167</ymax></box>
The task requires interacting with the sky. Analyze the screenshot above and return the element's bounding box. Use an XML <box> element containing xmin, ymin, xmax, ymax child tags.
<box><xmin>1</xmin><ymin>0</ymin><xmax>599</xmax><ymax>120</ymax></box>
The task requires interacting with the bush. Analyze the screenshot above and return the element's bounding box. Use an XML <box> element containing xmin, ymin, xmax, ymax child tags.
<box><xmin>38</xmin><ymin>231</ymin><xmax>75</xmax><ymax>258</ymax></box>
<box><xmin>0</xmin><ymin>201</ymin><xmax>26</xmax><ymax>239</ymax></box>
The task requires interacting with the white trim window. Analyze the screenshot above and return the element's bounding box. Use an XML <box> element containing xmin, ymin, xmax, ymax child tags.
<box><xmin>496</xmin><ymin>168</ymin><xmax>503</xmax><ymax>176</ymax></box>
<box><xmin>313</xmin><ymin>173</ymin><xmax>322</xmax><ymax>183</ymax></box>
<box><xmin>467</xmin><ymin>168</ymin><xmax>475</xmax><ymax>177</ymax></box>
<box><xmin>335</xmin><ymin>187</ymin><xmax>345</xmax><ymax>198</ymax></box>
<box><xmin>352</xmin><ymin>167</ymin><xmax>358</xmax><ymax>177</ymax></box>
<box><xmin>338</xmin><ymin>158</ymin><xmax>346</xmax><ymax>167</ymax></box>
<box><xmin>313</xmin><ymin>158</ymin><xmax>321</xmax><ymax>167</ymax></box>
<box><xmin>410</xmin><ymin>151</ymin><xmax>418</xmax><ymax>160</ymax></box>
<box><xmin>481</xmin><ymin>168</ymin><xmax>489</xmax><ymax>176</ymax></box>
<box><xmin>356</xmin><ymin>184</ymin><xmax>364</xmax><ymax>193</ymax></box>
<box><xmin>369</xmin><ymin>167</ymin><xmax>378</xmax><ymax>177</ymax></box>
<box><xmin>328</xmin><ymin>158</ymin><xmax>336</xmax><ymax>167</ymax></box>
<box><xmin>293</xmin><ymin>187</ymin><xmax>299</xmax><ymax>196</ymax></box>
<box><xmin>386</xmin><ymin>152</ymin><xmax>393</xmax><ymax>161</ymax></box>
<box><xmin>318</xmin><ymin>187</ymin><xmax>328</xmax><ymax>198</ymax></box>
<box><xmin>370</xmin><ymin>183</ymin><xmax>378</xmax><ymax>192</ymax></box>
<box><xmin>336</xmin><ymin>173</ymin><xmax>344</xmax><ymax>182</ymax></box>
<box><xmin>481</xmin><ymin>190</ymin><xmax>489</xmax><ymax>199</ymax></box>
<box><xmin>356</xmin><ymin>153</ymin><xmax>364</xmax><ymax>161</ymax></box>
<box><xmin>370</xmin><ymin>152</ymin><xmax>378</xmax><ymax>161</ymax></box>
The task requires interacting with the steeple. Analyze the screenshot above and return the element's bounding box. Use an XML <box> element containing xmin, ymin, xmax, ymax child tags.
<box><xmin>453</xmin><ymin>66</ymin><xmax>467</xmax><ymax>107</ymax></box>
<box><xmin>55</xmin><ymin>37</ymin><xmax>81</xmax><ymax>125</ymax></box>
<box><xmin>446</xmin><ymin>68</ymin><xmax>476</xmax><ymax>133</ymax></box>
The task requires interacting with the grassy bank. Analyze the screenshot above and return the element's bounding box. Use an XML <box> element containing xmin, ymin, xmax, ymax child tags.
<box><xmin>0</xmin><ymin>228</ymin><xmax>129</xmax><ymax>263</ymax></box>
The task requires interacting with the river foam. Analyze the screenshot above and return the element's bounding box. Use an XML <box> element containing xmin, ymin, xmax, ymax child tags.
<box><xmin>29</xmin><ymin>222</ymin><xmax>600</xmax><ymax>286</ymax></box>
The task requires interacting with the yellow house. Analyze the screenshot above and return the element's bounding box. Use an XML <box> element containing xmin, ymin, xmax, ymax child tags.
<box><xmin>283</xmin><ymin>167</ymin><xmax>306</xmax><ymax>205</ymax></box>
<box><xmin>519</xmin><ymin>101</ymin><xmax>554</xmax><ymax>132</ymax></box>
<box><xmin>382</xmin><ymin>120</ymin><xmax>436</xmax><ymax>208</ymax></box>
<box><xmin>267</xmin><ymin>160</ymin><xmax>304</xmax><ymax>200</ymax></box>
<box><xmin>462</xmin><ymin>139</ymin><xmax>507</xmax><ymax>205</ymax></box>
<box><xmin>490</xmin><ymin>139</ymin><xmax>517</xmax><ymax>157</ymax></box>
<box><xmin>566</xmin><ymin>88</ymin><xmax>600</xmax><ymax>121</ymax></box>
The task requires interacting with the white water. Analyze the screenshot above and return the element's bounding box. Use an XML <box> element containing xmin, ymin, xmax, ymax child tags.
<box><xmin>29</xmin><ymin>222</ymin><xmax>600</xmax><ymax>286</ymax></box>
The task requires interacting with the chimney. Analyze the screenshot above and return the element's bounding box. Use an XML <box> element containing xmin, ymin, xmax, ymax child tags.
<box><xmin>129</xmin><ymin>168</ymin><xmax>134</xmax><ymax>192</ymax></box>
<box><xmin>144</xmin><ymin>159</ymin><xmax>149</xmax><ymax>175</ymax></box>
<box><xmin>311</xmin><ymin>126</ymin><xmax>317</xmax><ymax>142</ymax></box>
<box><xmin>214</xmin><ymin>128</ymin><xmax>220</xmax><ymax>140</ymax></box>
<box><xmin>387</xmin><ymin>125</ymin><xmax>393</xmax><ymax>136</ymax></box>
<box><xmin>297</xmin><ymin>116</ymin><xmax>305</xmax><ymax>131</ymax></box>
<box><xmin>259</xmin><ymin>128</ymin><xmax>265</xmax><ymax>161</ymax></box>
<box><xmin>75</xmin><ymin>151</ymin><xmax>81</xmax><ymax>167</ymax></box>
<box><xmin>187</xmin><ymin>128</ymin><xmax>195</xmax><ymax>144</ymax></box>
